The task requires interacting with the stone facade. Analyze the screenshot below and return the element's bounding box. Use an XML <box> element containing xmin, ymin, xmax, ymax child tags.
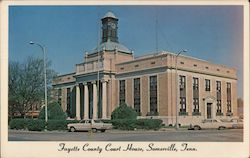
<box><xmin>52</xmin><ymin>11</ymin><xmax>238</xmax><ymax>125</ymax></box>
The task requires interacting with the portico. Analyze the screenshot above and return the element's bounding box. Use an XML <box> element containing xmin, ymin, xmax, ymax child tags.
<box><xmin>74</xmin><ymin>79</ymin><xmax>109</xmax><ymax>120</ymax></box>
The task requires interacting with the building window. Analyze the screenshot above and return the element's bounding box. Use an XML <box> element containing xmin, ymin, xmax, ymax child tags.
<box><xmin>193</xmin><ymin>98</ymin><xmax>199</xmax><ymax>113</ymax></box>
<box><xmin>134</xmin><ymin>78</ymin><xmax>141</xmax><ymax>114</ymax></box>
<box><xmin>227</xmin><ymin>82</ymin><xmax>232</xmax><ymax>115</ymax></box>
<box><xmin>179</xmin><ymin>75</ymin><xmax>187</xmax><ymax>115</ymax></box>
<box><xmin>193</xmin><ymin>78</ymin><xmax>199</xmax><ymax>90</ymax></box>
<box><xmin>119</xmin><ymin>80</ymin><xmax>126</xmax><ymax>104</ymax></box>
<box><xmin>180</xmin><ymin>61</ymin><xmax>184</xmax><ymax>64</ymax></box>
<box><xmin>216</xmin><ymin>81</ymin><xmax>221</xmax><ymax>92</ymax></box>
<box><xmin>193</xmin><ymin>64</ymin><xmax>197</xmax><ymax>67</ymax></box>
<box><xmin>205</xmin><ymin>79</ymin><xmax>210</xmax><ymax>91</ymax></box>
<box><xmin>66</xmin><ymin>88</ymin><xmax>71</xmax><ymax>116</ymax></box>
<box><xmin>217</xmin><ymin>100</ymin><xmax>222</xmax><ymax>114</ymax></box>
<box><xmin>216</xmin><ymin>81</ymin><xmax>222</xmax><ymax>115</ymax></box>
<box><xmin>193</xmin><ymin>78</ymin><xmax>200</xmax><ymax>115</ymax></box>
<box><xmin>149</xmin><ymin>76</ymin><xmax>157</xmax><ymax>114</ymax></box>
<box><xmin>180</xmin><ymin>97</ymin><xmax>186</xmax><ymax>113</ymax></box>
<box><xmin>179</xmin><ymin>75</ymin><xmax>186</xmax><ymax>89</ymax></box>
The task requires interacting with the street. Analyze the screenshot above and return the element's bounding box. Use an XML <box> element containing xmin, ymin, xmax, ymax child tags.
<box><xmin>8</xmin><ymin>129</ymin><xmax>243</xmax><ymax>142</ymax></box>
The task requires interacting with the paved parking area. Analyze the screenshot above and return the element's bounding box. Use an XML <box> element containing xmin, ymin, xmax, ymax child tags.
<box><xmin>8</xmin><ymin>129</ymin><xmax>243</xmax><ymax>142</ymax></box>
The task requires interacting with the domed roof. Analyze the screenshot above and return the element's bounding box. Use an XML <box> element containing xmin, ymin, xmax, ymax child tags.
<box><xmin>102</xmin><ymin>11</ymin><xmax>117</xmax><ymax>19</ymax></box>
<box><xmin>91</xmin><ymin>40</ymin><xmax>132</xmax><ymax>54</ymax></box>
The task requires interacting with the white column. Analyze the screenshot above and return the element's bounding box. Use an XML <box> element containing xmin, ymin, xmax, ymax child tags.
<box><xmin>75</xmin><ymin>84</ymin><xmax>81</xmax><ymax>120</ymax></box>
<box><xmin>92</xmin><ymin>81</ymin><xmax>98</xmax><ymax>119</ymax></box>
<box><xmin>102</xmin><ymin>80</ymin><xmax>107</xmax><ymax>119</ymax></box>
<box><xmin>84</xmin><ymin>82</ymin><xmax>89</xmax><ymax>119</ymax></box>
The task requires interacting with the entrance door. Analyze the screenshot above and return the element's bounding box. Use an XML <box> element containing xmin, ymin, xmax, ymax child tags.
<box><xmin>207</xmin><ymin>103</ymin><xmax>212</xmax><ymax>119</ymax></box>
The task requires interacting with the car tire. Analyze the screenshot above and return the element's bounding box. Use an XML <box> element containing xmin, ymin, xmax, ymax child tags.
<box><xmin>92</xmin><ymin>128</ymin><xmax>97</xmax><ymax>133</ymax></box>
<box><xmin>218</xmin><ymin>126</ymin><xmax>226</xmax><ymax>130</ymax></box>
<box><xmin>101</xmin><ymin>129</ymin><xmax>106</xmax><ymax>133</ymax></box>
<box><xmin>70</xmin><ymin>127</ymin><xmax>76</xmax><ymax>132</ymax></box>
<box><xmin>194</xmin><ymin>126</ymin><xmax>201</xmax><ymax>130</ymax></box>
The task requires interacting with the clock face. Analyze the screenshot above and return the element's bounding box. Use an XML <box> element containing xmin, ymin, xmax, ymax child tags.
<box><xmin>111</xmin><ymin>23</ymin><xmax>116</xmax><ymax>29</ymax></box>
<box><xmin>107</xmin><ymin>22</ymin><xmax>116</xmax><ymax>29</ymax></box>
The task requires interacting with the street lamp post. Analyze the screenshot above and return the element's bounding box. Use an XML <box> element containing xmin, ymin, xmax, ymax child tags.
<box><xmin>175</xmin><ymin>49</ymin><xmax>187</xmax><ymax>130</ymax></box>
<box><xmin>29</xmin><ymin>41</ymin><xmax>48</xmax><ymax>128</ymax></box>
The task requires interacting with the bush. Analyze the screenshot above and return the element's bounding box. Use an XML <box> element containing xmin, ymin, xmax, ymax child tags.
<box><xmin>39</xmin><ymin>101</ymin><xmax>67</xmax><ymax>120</ymax></box>
<box><xmin>111</xmin><ymin>119</ymin><xmax>137</xmax><ymax>130</ymax></box>
<box><xmin>9</xmin><ymin>119</ymin><xmax>31</xmax><ymax>130</ymax></box>
<box><xmin>111</xmin><ymin>103</ymin><xmax>137</xmax><ymax>120</ymax></box>
<box><xmin>135</xmin><ymin>119</ymin><xmax>163</xmax><ymax>130</ymax></box>
<box><xmin>27</xmin><ymin>119</ymin><xmax>45</xmax><ymax>131</ymax></box>
<box><xmin>47</xmin><ymin>119</ymin><xmax>80</xmax><ymax>131</ymax></box>
<box><xmin>47</xmin><ymin>120</ymin><xmax>67</xmax><ymax>131</ymax></box>
<box><xmin>111</xmin><ymin>119</ymin><xmax>163</xmax><ymax>130</ymax></box>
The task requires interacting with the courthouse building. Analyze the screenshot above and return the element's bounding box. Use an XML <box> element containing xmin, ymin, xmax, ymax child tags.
<box><xmin>52</xmin><ymin>12</ymin><xmax>238</xmax><ymax>125</ymax></box>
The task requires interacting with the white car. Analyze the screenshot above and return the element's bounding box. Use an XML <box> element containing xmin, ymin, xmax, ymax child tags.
<box><xmin>67</xmin><ymin>119</ymin><xmax>113</xmax><ymax>132</ymax></box>
<box><xmin>223</xmin><ymin>118</ymin><xmax>244</xmax><ymax>129</ymax></box>
<box><xmin>189</xmin><ymin>119</ymin><xmax>234</xmax><ymax>130</ymax></box>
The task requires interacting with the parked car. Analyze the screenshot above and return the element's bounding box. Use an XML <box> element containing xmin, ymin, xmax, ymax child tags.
<box><xmin>188</xmin><ymin>119</ymin><xmax>234</xmax><ymax>130</ymax></box>
<box><xmin>67</xmin><ymin>119</ymin><xmax>113</xmax><ymax>132</ymax></box>
<box><xmin>222</xmin><ymin>118</ymin><xmax>244</xmax><ymax>129</ymax></box>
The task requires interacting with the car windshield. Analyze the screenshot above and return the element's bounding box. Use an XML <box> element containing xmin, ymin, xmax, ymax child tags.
<box><xmin>203</xmin><ymin>120</ymin><xmax>212</xmax><ymax>123</ymax></box>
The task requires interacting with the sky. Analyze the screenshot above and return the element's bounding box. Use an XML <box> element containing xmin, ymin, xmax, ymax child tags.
<box><xmin>9</xmin><ymin>5</ymin><xmax>243</xmax><ymax>98</ymax></box>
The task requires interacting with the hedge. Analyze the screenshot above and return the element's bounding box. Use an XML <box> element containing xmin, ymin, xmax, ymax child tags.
<box><xmin>135</xmin><ymin>119</ymin><xmax>163</xmax><ymax>130</ymax></box>
<box><xmin>27</xmin><ymin>119</ymin><xmax>45</xmax><ymax>131</ymax></box>
<box><xmin>9</xmin><ymin>118</ymin><xmax>31</xmax><ymax>130</ymax></box>
<box><xmin>111</xmin><ymin>119</ymin><xmax>137</xmax><ymax>130</ymax></box>
<box><xmin>47</xmin><ymin>120</ymin><xmax>67</xmax><ymax>131</ymax></box>
<box><xmin>9</xmin><ymin>118</ymin><xmax>81</xmax><ymax>131</ymax></box>
<box><xmin>111</xmin><ymin>119</ymin><xmax>163</xmax><ymax>130</ymax></box>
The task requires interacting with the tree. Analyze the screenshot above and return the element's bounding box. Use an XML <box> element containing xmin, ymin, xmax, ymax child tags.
<box><xmin>39</xmin><ymin>101</ymin><xmax>66</xmax><ymax>120</ymax></box>
<box><xmin>111</xmin><ymin>103</ymin><xmax>137</xmax><ymax>120</ymax></box>
<box><xmin>8</xmin><ymin>56</ymin><xmax>57</xmax><ymax>118</ymax></box>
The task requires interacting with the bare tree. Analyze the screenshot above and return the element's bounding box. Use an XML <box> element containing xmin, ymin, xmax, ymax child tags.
<box><xmin>9</xmin><ymin>56</ymin><xmax>57</xmax><ymax>118</ymax></box>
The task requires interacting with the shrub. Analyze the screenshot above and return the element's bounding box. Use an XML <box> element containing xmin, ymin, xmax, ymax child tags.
<box><xmin>136</xmin><ymin>119</ymin><xmax>163</xmax><ymax>130</ymax></box>
<box><xmin>27</xmin><ymin>119</ymin><xmax>45</xmax><ymax>131</ymax></box>
<box><xmin>111</xmin><ymin>119</ymin><xmax>137</xmax><ymax>130</ymax></box>
<box><xmin>111</xmin><ymin>103</ymin><xmax>137</xmax><ymax>120</ymax></box>
<box><xmin>39</xmin><ymin>101</ymin><xmax>67</xmax><ymax>120</ymax></box>
<box><xmin>47</xmin><ymin>120</ymin><xmax>67</xmax><ymax>131</ymax></box>
<box><xmin>9</xmin><ymin>118</ymin><xmax>31</xmax><ymax>130</ymax></box>
<box><xmin>110</xmin><ymin>119</ymin><xmax>163</xmax><ymax>131</ymax></box>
